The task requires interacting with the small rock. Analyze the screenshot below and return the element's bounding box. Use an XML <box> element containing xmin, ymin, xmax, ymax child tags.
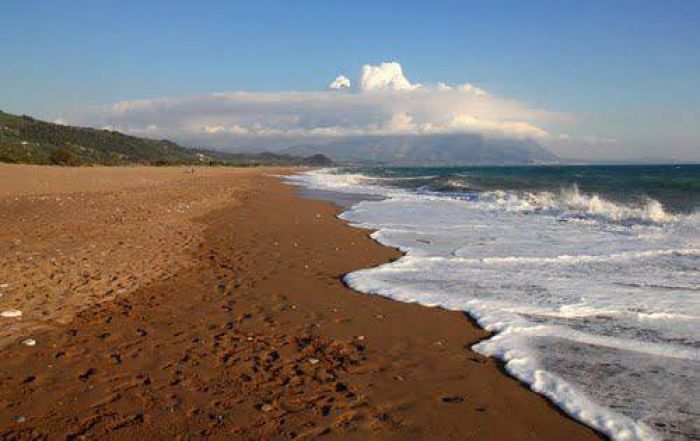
<box><xmin>356</xmin><ymin>335</ymin><xmax>365</xmax><ymax>341</ymax></box>
<box><xmin>308</xmin><ymin>358</ymin><xmax>320</xmax><ymax>365</ymax></box>
<box><xmin>375</xmin><ymin>314</ymin><xmax>384</xmax><ymax>319</ymax></box>
<box><xmin>441</xmin><ymin>396</ymin><xmax>464</xmax><ymax>404</ymax></box>
<box><xmin>22</xmin><ymin>339</ymin><xmax>36</xmax><ymax>347</ymax></box>
<box><xmin>15</xmin><ymin>415</ymin><xmax>26</xmax><ymax>423</ymax></box>
<box><xmin>79</xmin><ymin>367</ymin><xmax>97</xmax><ymax>382</ymax></box>
<box><xmin>394</xmin><ymin>375</ymin><xmax>404</xmax><ymax>381</ymax></box>
<box><xmin>1</xmin><ymin>310</ymin><xmax>22</xmax><ymax>318</ymax></box>
<box><xmin>260</xmin><ymin>404</ymin><xmax>273</xmax><ymax>412</ymax></box>
<box><xmin>0</xmin><ymin>283</ymin><xmax>9</xmax><ymax>289</ymax></box>
<box><xmin>22</xmin><ymin>375</ymin><xmax>36</xmax><ymax>384</ymax></box>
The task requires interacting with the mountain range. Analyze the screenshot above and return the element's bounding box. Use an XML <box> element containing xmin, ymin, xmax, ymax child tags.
<box><xmin>279</xmin><ymin>134</ymin><xmax>558</xmax><ymax>166</ymax></box>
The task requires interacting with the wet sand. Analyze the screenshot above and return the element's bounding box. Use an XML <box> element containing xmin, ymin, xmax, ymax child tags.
<box><xmin>0</xmin><ymin>165</ymin><xmax>602</xmax><ymax>439</ymax></box>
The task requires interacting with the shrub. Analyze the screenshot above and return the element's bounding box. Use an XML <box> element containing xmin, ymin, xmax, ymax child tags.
<box><xmin>50</xmin><ymin>148</ymin><xmax>79</xmax><ymax>166</ymax></box>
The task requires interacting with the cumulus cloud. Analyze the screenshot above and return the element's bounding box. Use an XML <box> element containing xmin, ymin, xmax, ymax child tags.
<box><xmin>329</xmin><ymin>75</ymin><xmax>351</xmax><ymax>90</ymax></box>
<box><xmin>359</xmin><ymin>61</ymin><xmax>419</xmax><ymax>91</ymax></box>
<box><xmin>83</xmin><ymin>61</ymin><xmax>569</xmax><ymax>150</ymax></box>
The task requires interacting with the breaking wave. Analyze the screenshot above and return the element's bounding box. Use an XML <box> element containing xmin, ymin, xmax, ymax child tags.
<box><xmin>286</xmin><ymin>167</ymin><xmax>700</xmax><ymax>440</ymax></box>
<box><xmin>473</xmin><ymin>185</ymin><xmax>676</xmax><ymax>224</ymax></box>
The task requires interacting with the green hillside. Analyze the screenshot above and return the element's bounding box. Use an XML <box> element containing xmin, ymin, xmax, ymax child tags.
<box><xmin>0</xmin><ymin>111</ymin><xmax>330</xmax><ymax>167</ymax></box>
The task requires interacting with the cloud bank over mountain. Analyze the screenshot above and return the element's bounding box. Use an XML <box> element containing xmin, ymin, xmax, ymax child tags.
<box><xmin>85</xmin><ymin>61</ymin><xmax>570</xmax><ymax>153</ymax></box>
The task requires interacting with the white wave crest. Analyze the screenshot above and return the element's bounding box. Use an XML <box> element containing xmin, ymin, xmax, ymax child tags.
<box><xmin>441</xmin><ymin>178</ymin><xmax>472</xmax><ymax>190</ymax></box>
<box><xmin>285</xmin><ymin>169</ymin><xmax>389</xmax><ymax>196</ymax></box>
<box><xmin>477</xmin><ymin>185</ymin><xmax>677</xmax><ymax>224</ymax></box>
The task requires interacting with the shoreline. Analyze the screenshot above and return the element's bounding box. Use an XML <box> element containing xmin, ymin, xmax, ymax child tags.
<box><xmin>0</xmin><ymin>165</ymin><xmax>602</xmax><ymax>439</ymax></box>
<box><xmin>291</xmin><ymin>175</ymin><xmax>613</xmax><ymax>438</ymax></box>
<box><xmin>264</xmin><ymin>174</ymin><xmax>625</xmax><ymax>441</ymax></box>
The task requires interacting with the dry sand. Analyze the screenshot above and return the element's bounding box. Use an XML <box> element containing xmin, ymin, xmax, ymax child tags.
<box><xmin>0</xmin><ymin>165</ymin><xmax>258</xmax><ymax>348</ymax></box>
<box><xmin>0</xmin><ymin>165</ymin><xmax>602</xmax><ymax>439</ymax></box>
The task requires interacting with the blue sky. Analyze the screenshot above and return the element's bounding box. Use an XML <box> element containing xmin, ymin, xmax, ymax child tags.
<box><xmin>1</xmin><ymin>0</ymin><xmax>699</xmax><ymax>160</ymax></box>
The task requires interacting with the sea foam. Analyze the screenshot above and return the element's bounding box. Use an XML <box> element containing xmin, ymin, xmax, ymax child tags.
<box><xmin>287</xmin><ymin>168</ymin><xmax>700</xmax><ymax>441</ymax></box>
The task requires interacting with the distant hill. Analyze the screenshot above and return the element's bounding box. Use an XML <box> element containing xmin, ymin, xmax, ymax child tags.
<box><xmin>281</xmin><ymin>134</ymin><xmax>559</xmax><ymax>166</ymax></box>
<box><xmin>0</xmin><ymin>111</ymin><xmax>330</xmax><ymax>167</ymax></box>
<box><xmin>300</xmin><ymin>153</ymin><xmax>334</xmax><ymax>166</ymax></box>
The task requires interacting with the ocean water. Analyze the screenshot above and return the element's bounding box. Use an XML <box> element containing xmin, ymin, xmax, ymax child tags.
<box><xmin>286</xmin><ymin>165</ymin><xmax>700</xmax><ymax>441</ymax></box>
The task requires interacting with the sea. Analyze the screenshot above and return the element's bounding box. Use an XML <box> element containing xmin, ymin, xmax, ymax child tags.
<box><xmin>286</xmin><ymin>164</ymin><xmax>700</xmax><ymax>441</ymax></box>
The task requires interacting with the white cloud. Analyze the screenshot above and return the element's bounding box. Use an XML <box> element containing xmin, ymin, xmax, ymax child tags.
<box><xmin>83</xmin><ymin>61</ymin><xmax>569</xmax><ymax>150</ymax></box>
<box><xmin>329</xmin><ymin>75</ymin><xmax>351</xmax><ymax>90</ymax></box>
<box><xmin>359</xmin><ymin>61</ymin><xmax>420</xmax><ymax>91</ymax></box>
<box><xmin>457</xmin><ymin>83</ymin><xmax>489</xmax><ymax>96</ymax></box>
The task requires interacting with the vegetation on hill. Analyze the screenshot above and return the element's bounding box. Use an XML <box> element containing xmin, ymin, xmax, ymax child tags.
<box><xmin>0</xmin><ymin>111</ymin><xmax>331</xmax><ymax>167</ymax></box>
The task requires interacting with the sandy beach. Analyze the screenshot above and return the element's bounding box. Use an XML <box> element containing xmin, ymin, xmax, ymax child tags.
<box><xmin>0</xmin><ymin>165</ymin><xmax>602</xmax><ymax>440</ymax></box>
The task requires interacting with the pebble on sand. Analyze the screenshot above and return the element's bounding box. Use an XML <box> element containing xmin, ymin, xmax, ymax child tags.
<box><xmin>308</xmin><ymin>357</ymin><xmax>320</xmax><ymax>365</ymax></box>
<box><xmin>260</xmin><ymin>404</ymin><xmax>273</xmax><ymax>412</ymax></box>
<box><xmin>22</xmin><ymin>339</ymin><xmax>36</xmax><ymax>347</ymax></box>
<box><xmin>0</xmin><ymin>283</ymin><xmax>9</xmax><ymax>289</ymax></box>
<box><xmin>1</xmin><ymin>309</ymin><xmax>22</xmax><ymax>318</ymax></box>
